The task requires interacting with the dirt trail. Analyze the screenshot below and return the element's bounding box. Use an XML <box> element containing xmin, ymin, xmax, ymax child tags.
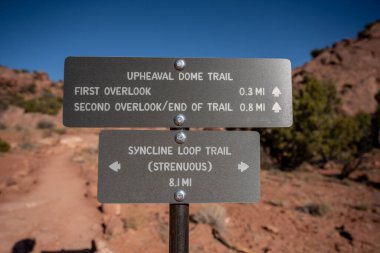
<box><xmin>0</xmin><ymin>147</ymin><xmax>102</xmax><ymax>252</ymax></box>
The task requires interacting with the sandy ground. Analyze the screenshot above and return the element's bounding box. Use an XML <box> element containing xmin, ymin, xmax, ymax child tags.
<box><xmin>0</xmin><ymin>144</ymin><xmax>102</xmax><ymax>252</ymax></box>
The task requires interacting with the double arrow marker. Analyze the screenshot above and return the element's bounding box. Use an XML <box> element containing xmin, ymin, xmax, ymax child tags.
<box><xmin>272</xmin><ymin>102</ymin><xmax>282</xmax><ymax>113</ymax></box>
<box><xmin>109</xmin><ymin>161</ymin><xmax>121</xmax><ymax>172</ymax></box>
<box><xmin>238</xmin><ymin>162</ymin><xmax>249</xmax><ymax>172</ymax></box>
<box><xmin>272</xmin><ymin>87</ymin><xmax>282</xmax><ymax>113</ymax></box>
<box><xmin>272</xmin><ymin>86</ymin><xmax>282</xmax><ymax>97</ymax></box>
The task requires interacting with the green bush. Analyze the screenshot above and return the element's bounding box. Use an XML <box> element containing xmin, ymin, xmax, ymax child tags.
<box><xmin>310</xmin><ymin>48</ymin><xmax>327</xmax><ymax>58</ymax></box>
<box><xmin>0</xmin><ymin>138</ymin><xmax>11</xmax><ymax>152</ymax></box>
<box><xmin>191</xmin><ymin>204</ymin><xmax>226</xmax><ymax>231</ymax></box>
<box><xmin>37</xmin><ymin>120</ymin><xmax>55</xmax><ymax>129</ymax></box>
<box><xmin>14</xmin><ymin>89</ymin><xmax>62</xmax><ymax>115</ymax></box>
<box><xmin>261</xmin><ymin>77</ymin><xmax>371</xmax><ymax>169</ymax></box>
<box><xmin>20</xmin><ymin>83</ymin><xmax>37</xmax><ymax>94</ymax></box>
<box><xmin>51</xmin><ymin>128</ymin><xmax>67</xmax><ymax>135</ymax></box>
<box><xmin>13</xmin><ymin>69</ymin><xmax>30</xmax><ymax>74</ymax></box>
<box><xmin>296</xmin><ymin>203</ymin><xmax>329</xmax><ymax>217</ymax></box>
<box><xmin>372</xmin><ymin>91</ymin><xmax>380</xmax><ymax>147</ymax></box>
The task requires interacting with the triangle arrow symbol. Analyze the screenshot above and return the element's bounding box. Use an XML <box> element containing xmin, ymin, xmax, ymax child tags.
<box><xmin>272</xmin><ymin>102</ymin><xmax>282</xmax><ymax>113</ymax></box>
<box><xmin>272</xmin><ymin>86</ymin><xmax>282</xmax><ymax>97</ymax></box>
<box><xmin>109</xmin><ymin>161</ymin><xmax>121</xmax><ymax>172</ymax></box>
<box><xmin>238</xmin><ymin>162</ymin><xmax>249</xmax><ymax>172</ymax></box>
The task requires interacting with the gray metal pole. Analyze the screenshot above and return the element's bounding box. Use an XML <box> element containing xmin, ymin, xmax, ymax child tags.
<box><xmin>169</xmin><ymin>204</ymin><xmax>189</xmax><ymax>253</ymax></box>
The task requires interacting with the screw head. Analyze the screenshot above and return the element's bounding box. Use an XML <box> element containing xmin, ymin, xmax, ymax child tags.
<box><xmin>174</xmin><ymin>59</ymin><xmax>186</xmax><ymax>71</ymax></box>
<box><xmin>174</xmin><ymin>189</ymin><xmax>186</xmax><ymax>202</ymax></box>
<box><xmin>174</xmin><ymin>114</ymin><xmax>186</xmax><ymax>126</ymax></box>
<box><xmin>175</xmin><ymin>132</ymin><xmax>187</xmax><ymax>144</ymax></box>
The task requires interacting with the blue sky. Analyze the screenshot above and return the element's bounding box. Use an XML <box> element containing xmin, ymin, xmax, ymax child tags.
<box><xmin>0</xmin><ymin>0</ymin><xmax>379</xmax><ymax>81</ymax></box>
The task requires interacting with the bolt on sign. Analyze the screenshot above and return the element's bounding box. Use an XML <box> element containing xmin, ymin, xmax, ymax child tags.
<box><xmin>63</xmin><ymin>57</ymin><xmax>292</xmax><ymax>128</ymax></box>
<box><xmin>63</xmin><ymin>57</ymin><xmax>293</xmax><ymax>204</ymax></box>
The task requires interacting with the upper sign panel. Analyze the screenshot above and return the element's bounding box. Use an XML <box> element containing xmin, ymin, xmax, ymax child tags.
<box><xmin>63</xmin><ymin>57</ymin><xmax>292</xmax><ymax>128</ymax></box>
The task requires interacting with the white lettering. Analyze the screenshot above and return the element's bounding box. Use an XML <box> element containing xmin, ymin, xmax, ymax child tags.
<box><xmin>128</xmin><ymin>146</ymin><xmax>173</xmax><ymax>155</ymax></box>
<box><xmin>74</xmin><ymin>102</ymin><xmax>110</xmax><ymax>111</ymax></box>
<box><xmin>207</xmin><ymin>103</ymin><xmax>233</xmax><ymax>111</ymax></box>
<box><xmin>178</xmin><ymin>72</ymin><xmax>203</xmax><ymax>81</ymax></box>
<box><xmin>126</xmin><ymin>72</ymin><xmax>174</xmax><ymax>81</ymax></box>
<box><xmin>103</xmin><ymin>87</ymin><xmax>151</xmax><ymax>96</ymax></box>
<box><xmin>74</xmin><ymin>86</ymin><xmax>100</xmax><ymax>95</ymax></box>
<box><xmin>207</xmin><ymin>72</ymin><xmax>233</xmax><ymax>81</ymax></box>
<box><xmin>205</xmin><ymin>146</ymin><xmax>232</xmax><ymax>156</ymax></box>
<box><xmin>177</xmin><ymin>146</ymin><xmax>202</xmax><ymax>156</ymax></box>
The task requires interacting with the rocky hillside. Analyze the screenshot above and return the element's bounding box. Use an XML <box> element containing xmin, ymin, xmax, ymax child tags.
<box><xmin>293</xmin><ymin>20</ymin><xmax>380</xmax><ymax>116</ymax></box>
<box><xmin>0</xmin><ymin>66</ymin><xmax>62</xmax><ymax>113</ymax></box>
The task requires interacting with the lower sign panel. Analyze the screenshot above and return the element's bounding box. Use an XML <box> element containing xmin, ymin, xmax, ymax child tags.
<box><xmin>98</xmin><ymin>131</ymin><xmax>260</xmax><ymax>203</ymax></box>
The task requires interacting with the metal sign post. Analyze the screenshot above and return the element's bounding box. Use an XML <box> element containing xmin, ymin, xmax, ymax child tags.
<box><xmin>170</xmin><ymin>204</ymin><xmax>189</xmax><ymax>253</ymax></box>
<box><xmin>170</xmin><ymin>121</ymin><xmax>189</xmax><ymax>253</ymax></box>
<box><xmin>63</xmin><ymin>57</ymin><xmax>293</xmax><ymax>253</ymax></box>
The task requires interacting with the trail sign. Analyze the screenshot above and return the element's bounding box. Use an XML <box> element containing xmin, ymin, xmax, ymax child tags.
<box><xmin>97</xmin><ymin>130</ymin><xmax>260</xmax><ymax>203</ymax></box>
<box><xmin>63</xmin><ymin>57</ymin><xmax>292</xmax><ymax>128</ymax></box>
<box><xmin>63</xmin><ymin>56</ymin><xmax>293</xmax><ymax>253</ymax></box>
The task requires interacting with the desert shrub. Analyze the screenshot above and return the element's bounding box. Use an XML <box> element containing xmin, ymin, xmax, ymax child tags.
<box><xmin>349</xmin><ymin>203</ymin><xmax>370</xmax><ymax>211</ymax></box>
<box><xmin>372</xmin><ymin>91</ymin><xmax>380</xmax><ymax>147</ymax></box>
<box><xmin>0</xmin><ymin>98</ymin><xmax>12</xmax><ymax>111</ymax></box>
<box><xmin>120</xmin><ymin>205</ymin><xmax>145</xmax><ymax>231</ymax></box>
<box><xmin>122</xmin><ymin>217</ymin><xmax>139</xmax><ymax>231</ymax></box>
<box><xmin>265</xmin><ymin>199</ymin><xmax>284</xmax><ymax>207</ymax></box>
<box><xmin>261</xmin><ymin>77</ymin><xmax>372</xmax><ymax>169</ymax></box>
<box><xmin>14</xmin><ymin>89</ymin><xmax>62</xmax><ymax>115</ymax></box>
<box><xmin>0</xmin><ymin>122</ymin><xmax>6</xmax><ymax>130</ymax></box>
<box><xmin>357</xmin><ymin>21</ymin><xmax>379</xmax><ymax>39</ymax></box>
<box><xmin>0</xmin><ymin>138</ymin><xmax>11</xmax><ymax>152</ymax></box>
<box><xmin>13</xmin><ymin>69</ymin><xmax>30</xmax><ymax>74</ymax></box>
<box><xmin>192</xmin><ymin>204</ymin><xmax>226</xmax><ymax>231</ymax></box>
<box><xmin>42</xmin><ymin>130</ymin><xmax>53</xmax><ymax>138</ymax></box>
<box><xmin>20</xmin><ymin>142</ymin><xmax>34</xmax><ymax>150</ymax></box>
<box><xmin>81</xmin><ymin>145</ymin><xmax>98</xmax><ymax>154</ymax></box>
<box><xmin>51</xmin><ymin>128</ymin><xmax>67</xmax><ymax>135</ymax></box>
<box><xmin>310</xmin><ymin>47</ymin><xmax>327</xmax><ymax>58</ymax></box>
<box><xmin>296</xmin><ymin>203</ymin><xmax>329</xmax><ymax>217</ymax></box>
<box><xmin>15</xmin><ymin>125</ymin><xmax>23</xmax><ymax>131</ymax></box>
<box><xmin>37</xmin><ymin>120</ymin><xmax>55</xmax><ymax>129</ymax></box>
<box><xmin>20</xmin><ymin>83</ymin><xmax>37</xmax><ymax>94</ymax></box>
